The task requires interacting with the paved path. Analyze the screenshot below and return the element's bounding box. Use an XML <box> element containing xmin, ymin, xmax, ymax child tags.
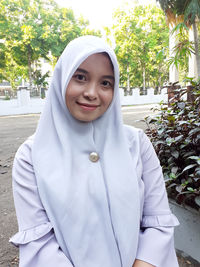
<box><xmin>0</xmin><ymin>114</ymin><xmax>40</xmax><ymax>266</ymax></box>
<box><xmin>0</xmin><ymin>106</ymin><xmax>198</xmax><ymax>266</ymax></box>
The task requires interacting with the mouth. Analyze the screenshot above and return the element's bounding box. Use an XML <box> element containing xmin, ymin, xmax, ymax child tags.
<box><xmin>76</xmin><ymin>102</ymin><xmax>100</xmax><ymax>111</ymax></box>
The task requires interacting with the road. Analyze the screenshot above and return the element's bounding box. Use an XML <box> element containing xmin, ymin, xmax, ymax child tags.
<box><xmin>0</xmin><ymin>105</ymin><xmax>196</xmax><ymax>266</ymax></box>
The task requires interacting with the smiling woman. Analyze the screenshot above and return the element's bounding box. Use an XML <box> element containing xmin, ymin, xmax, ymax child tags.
<box><xmin>10</xmin><ymin>36</ymin><xmax>179</xmax><ymax>267</ymax></box>
<box><xmin>65</xmin><ymin>53</ymin><xmax>114</xmax><ymax>122</ymax></box>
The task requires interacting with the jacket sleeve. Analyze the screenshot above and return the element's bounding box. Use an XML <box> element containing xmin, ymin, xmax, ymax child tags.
<box><xmin>10</xmin><ymin>138</ymin><xmax>73</xmax><ymax>267</ymax></box>
<box><xmin>135</xmin><ymin>130</ymin><xmax>179</xmax><ymax>267</ymax></box>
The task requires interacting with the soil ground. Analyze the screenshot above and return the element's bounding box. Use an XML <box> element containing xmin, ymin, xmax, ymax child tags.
<box><xmin>0</xmin><ymin>114</ymin><xmax>39</xmax><ymax>267</ymax></box>
<box><xmin>0</xmin><ymin>109</ymin><xmax>199</xmax><ymax>267</ymax></box>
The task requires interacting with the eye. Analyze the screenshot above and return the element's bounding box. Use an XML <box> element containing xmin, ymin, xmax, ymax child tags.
<box><xmin>101</xmin><ymin>80</ymin><xmax>113</xmax><ymax>88</ymax></box>
<box><xmin>73</xmin><ymin>74</ymin><xmax>86</xmax><ymax>82</ymax></box>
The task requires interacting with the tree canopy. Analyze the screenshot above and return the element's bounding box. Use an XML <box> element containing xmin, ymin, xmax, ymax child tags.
<box><xmin>157</xmin><ymin>0</ymin><xmax>200</xmax><ymax>25</ymax></box>
<box><xmin>111</xmin><ymin>4</ymin><xmax>169</xmax><ymax>91</ymax></box>
<box><xmin>157</xmin><ymin>0</ymin><xmax>200</xmax><ymax>79</ymax></box>
<box><xmin>0</xmin><ymin>0</ymin><xmax>101</xmax><ymax>89</ymax></box>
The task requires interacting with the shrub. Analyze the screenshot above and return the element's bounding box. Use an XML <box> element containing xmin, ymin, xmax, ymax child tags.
<box><xmin>145</xmin><ymin>78</ymin><xmax>200</xmax><ymax>210</ymax></box>
<box><xmin>4</xmin><ymin>95</ymin><xmax>10</xmax><ymax>100</ymax></box>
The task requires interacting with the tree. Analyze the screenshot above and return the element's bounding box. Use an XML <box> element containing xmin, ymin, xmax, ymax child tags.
<box><xmin>0</xmin><ymin>0</ymin><xmax>101</xmax><ymax>90</ymax></box>
<box><xmin>0</xmin><ymin>0</ymin><xmax>81</xmax><ymax>88</ymax></box>
<box><xmin>0</xmin><ymin>39</ymin><xmax>27</xmax><ymax>88</ymax></box>
<box><xmin>1</xmin><ymin>53</ymin><xmax>27</xmax><ymax>89</ymax></box>
<box><xmin>33</xmin><ymin>69</ymin><xmax>49</xmax><ymax>95</ymax></box>
<box><xmin>157</xmin><ymin>0</ymin><xmax>200</xmax><ymax>78</ymax></box>
<box><xmin>112</xmin><ymin>4</ymin><xmax>169</xmax><ymax>92</ymax></box>
<box><xmin>0</xmin><ymin>42</ymin><xmax>6</xmax><ymax>81</ymax></box>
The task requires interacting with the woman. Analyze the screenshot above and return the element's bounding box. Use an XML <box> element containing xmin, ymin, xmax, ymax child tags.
<box><xmin>10</xmin><ymin>36</ymin><xmax>179</xmax><ymax>267</ymax></box>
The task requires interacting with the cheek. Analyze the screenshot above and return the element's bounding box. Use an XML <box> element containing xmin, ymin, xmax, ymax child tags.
<box><xmin>65</xmin><ymin>88</ymin><xmax>70</xmax><ymax>108</ymax></box>
<box><xmin>105</xmin><ymin>90</ymin><xmax>114</xmax><ymax>107</ymax></box>
<box><xmin>65</xmin><ymin>82</ymin><xmax>78</xmax><ymax>103</ymax></box>
<box><xmin>65</xmin><ymin>84</ymin><xmax>75</xmax><ymax>110</ymax></box>
<box><xmin>66</xmin><ymin>83</ymin><xmax>74</xmax><ymax>98</ymax></box>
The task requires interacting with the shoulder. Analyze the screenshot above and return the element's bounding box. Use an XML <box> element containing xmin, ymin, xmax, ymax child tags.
<box><xmin>13</xmin><ymin>135</ymin><xmax>35</xmax><ymax>175</ymax></box>
<box><xmin>123</xmin><ymin>124</ymin><xmax>149</xmax><ymax>147</ymax></box>
<box><xmin>15</xmin><ymin>135</ymin><xmax>34</xmax><ymax>161</ymax></box>
<box><xmin>12</xmin><ymin>135</ymin><xmax>36</xmax><ymax>187</ymax></box>
<box><xmin>123</xmin><ymin>125</ymin><xmax>155</xmax><ymax>159</ymax></box>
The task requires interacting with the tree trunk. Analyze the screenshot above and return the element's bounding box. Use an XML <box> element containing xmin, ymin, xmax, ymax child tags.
<box><xmin>158</xmin><ymin>63</ymin><xmax>162</xmax><ymax>90</ymax></box>
<box><xmin>193</xmin><ymin>21</ymin><xmax>200</xmax><ymax>78</ymax></box>
<box><xmin>169</xmin><ymin>24</ymin><xmax>179</xmax><ymax>82</ymax></box>
<box><xmin>127</xmin><ymin>63</ymin><xmax>130</xmax><ymax>94</ymax></box>
<box><xmin>143</xmin><ymin>64</ymin><xmax>146</xmax><ymax>94</ymax></box>
<box><xmin>27</xmin><ymin>45</ymin><xmax>33</xmax><ymax>90</ymax></box>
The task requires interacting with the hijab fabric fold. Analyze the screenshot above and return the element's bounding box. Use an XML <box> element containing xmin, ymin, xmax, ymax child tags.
<box><xmin>32</xmin><ymin>36</ymin><xmax>140</xmax><ymax>267</ymax></box>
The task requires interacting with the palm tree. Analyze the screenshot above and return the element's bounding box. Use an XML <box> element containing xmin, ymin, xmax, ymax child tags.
<box><xmin>157</xmin><ymin>0</ymin><xmax>200</xmax><ymax>78</ymax></box>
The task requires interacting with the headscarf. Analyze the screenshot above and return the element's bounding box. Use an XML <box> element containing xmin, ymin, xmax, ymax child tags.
<box><xmin>32</xmin><ymin>36</ymin><xmax>140</xmax><ymax>267</ymax></box>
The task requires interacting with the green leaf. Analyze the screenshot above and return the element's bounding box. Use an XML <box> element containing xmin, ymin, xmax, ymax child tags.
<box><xmin>178</xmin><ymin>120</ymin><xmax>189</xmax><ymax>125</ymax></box>
<box><xmin>170</xmin><ymin>173</ymin><xmax>176</xmax><ymax>179</ymax></box>
<box><xmin>189</xmin><ymin>156</ymin><xmax>200</xmax><ymax>160</ymax></box>
<box><xmin>189</xmin><ymin>128</ymin><xmax>200</xmax><ymax>136</ymax></box>
<box><xmin>195</xmin><ymin>196</ymin><xmax>200</xmax><ymax>207</ymax></box>
<box><xmin>174</xmin><ymin>135</ymin><xmax>183</xmax><ymax>142</ymax></box>
<box><xmin>157</xmin><ymin>128</ymin><xmax>165</xmax><ymax>135</ymax></box>
<box><xmin>176</xmin><ymin>185</ymin><xmax>184</xmax><ymax>193</ymax></box>
<box><xmin>154</xmin><ymin>140</ymin><xmax>165</xmax><ymax>146</ymax></box>
<box><xmin>166</xmin><ymin>137</ymin><xmax>175</xmax><ymax>146</ymax></box>
<box><xmin>182</xmin><ymin>164</ymin><xmax>197</xmax><ymax>173</ymax></box>
<box><xmin>188</xmin><ymin>156</ymin><xmax>200</xmax><ymax>165</ymax></box>
<box><xmin>183</xmin><ymin>151</ymin><xmax>196</xmax><ymax>158</ymax></box>
<box><xmin>172</xmin><ymin>166</ymin><xmax>178</xmax><ymax>174</ymax></box>
<box><xmin>167</xmin><ymin>183</ymin><xmax>177</xmax><ymax>188</ymax></box>
<box><xmin>187</xmin><ymin>187</ymin><xmax>195</xmax><ymax>192</ymax></box>
<box><xmin>171</xmin><ymin>151</ymin><xmax>179</xmax><ymax>159</ymax></box>
<box><xmin>167</xmin><ymin>115</ymin><xmax>175</xmax><ymax>122</ymax></box>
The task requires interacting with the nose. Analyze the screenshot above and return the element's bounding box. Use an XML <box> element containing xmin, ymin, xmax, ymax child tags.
<box><xmin>83</xmin><ymin>82</ymin><xmax>97</xmax><ymax>100</ymax></box>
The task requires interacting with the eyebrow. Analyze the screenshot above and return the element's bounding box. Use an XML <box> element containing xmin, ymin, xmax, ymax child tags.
<box><xmin>76</xmin><ymin>68</ymin><xmax>88</xmax><ymax>74</ymax></box>
<box><xmin>75</xmin><ymin>68</ymin><xmax>115</xmax><ymax>81</ymax></box>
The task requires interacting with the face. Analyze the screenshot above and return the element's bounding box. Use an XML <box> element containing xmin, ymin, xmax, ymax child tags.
<box><xmin>65</xmin><ymin>53</ymin><xmax>114</xmax><ymax>122</ymax></box>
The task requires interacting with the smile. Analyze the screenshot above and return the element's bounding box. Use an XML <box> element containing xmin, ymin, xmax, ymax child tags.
<box><xmin>76</xmin><ymin>102</ymin><xmax>100</xmax><ymax>111</ymax></box>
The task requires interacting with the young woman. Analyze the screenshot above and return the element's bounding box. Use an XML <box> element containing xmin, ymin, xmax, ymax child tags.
<box><xmin>10</xmin><ymin>36</ymin><xmax>179</xmax><ymax>267</ymax></box>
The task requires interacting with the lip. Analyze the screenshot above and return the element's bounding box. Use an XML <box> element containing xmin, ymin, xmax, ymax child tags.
<box><xmin>76</xmin><ymin>102</ymin><xmax>99</xmax><ymax>111</ymax></box>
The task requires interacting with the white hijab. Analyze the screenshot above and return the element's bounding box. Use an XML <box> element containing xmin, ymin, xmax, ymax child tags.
<box><xmin>32</xmin><ymin>36</ymin><xmax>140</xmax><ymax>267</ymax></box>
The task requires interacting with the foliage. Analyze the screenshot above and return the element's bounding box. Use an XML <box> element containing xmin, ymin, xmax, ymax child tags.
<box><xmin>145</xmin><ymin>79</ymin><xmax>200</xmax><ymax>209</ymax></box>
<box><xmin>157</xmin><ymin>0</ymin><xmax>200</xmax><ymax>79</ymax></box>
<box><xmin>0</xmin><ymin>0</ymin><xmax>100</xmax><ymax>89</ymax></box>
<box><xmin>0</xmin><ymin>0</ymin><xmax>79</xmax><ymax>87</ymax></box>
<box><xmin>157</xmin><ymin>0</ymin><xmax>200</xmax><ymax>25</ymax></box>
<box><xmin>1</xmin><ymin>52</ymin><xmax>28</xmax><ymax>89</ymax></box>
<box><xmin>112</xmin><ymin>4</ymin><xmax>169</xmax><ymax>91</ymax></box>
<box><xmin>32</xmin><ymin>70</ymin><xmax>49</xmax><ymax>91</ymax></box>
<box><xmin>167</xmin><ymin>22</ymin><xmax>193</xmax><ymax>81</ymax></box>
<box><xmin>3</xmin><ymin>95</ymin><xmax>11</xmax><ymax>100</ymax></box>
<box><xmin>168</xmin><ymin>23</ymin><xmax>194</xmax><ymax>69</ymax></box>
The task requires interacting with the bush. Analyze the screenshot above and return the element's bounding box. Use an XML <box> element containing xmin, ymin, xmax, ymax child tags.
<box><xmin>4</xmin><ymin>95</ymin><xmax>10</xmax><ymax>100</ymax></box>
<box><xmin>145</xmin><ymin>79</ymin><xmax>200</xmax><ymax>210</ymax></box>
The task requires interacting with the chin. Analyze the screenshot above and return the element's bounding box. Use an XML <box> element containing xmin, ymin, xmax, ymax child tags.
<box><xmin>76</xmin><ymin>115</ymin><xmax>101</xmax><ymax>122</ymax></box>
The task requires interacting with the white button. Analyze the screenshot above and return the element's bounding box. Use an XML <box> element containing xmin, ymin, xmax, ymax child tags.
<box><xmin>89</xmin><ymin>152</ymin><xmax>99</xmax><ymax>162</ymax></box>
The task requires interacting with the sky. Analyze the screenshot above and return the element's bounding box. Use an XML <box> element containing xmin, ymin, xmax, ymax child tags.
<box><xmin>55</xmin><ymin>0</ymin><xmax>157</xmax><ymax>30</ymax></box>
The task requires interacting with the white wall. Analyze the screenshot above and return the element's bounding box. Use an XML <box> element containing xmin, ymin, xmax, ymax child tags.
<box><xmin>120</xmin><ymin>88</ymin><xmax>168</xmax><ymax>105</ymax></box>
<box><xmin>17</xmin><ymin>88</ymin><xmax>30</xmax><ymax>106</ymax></box>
